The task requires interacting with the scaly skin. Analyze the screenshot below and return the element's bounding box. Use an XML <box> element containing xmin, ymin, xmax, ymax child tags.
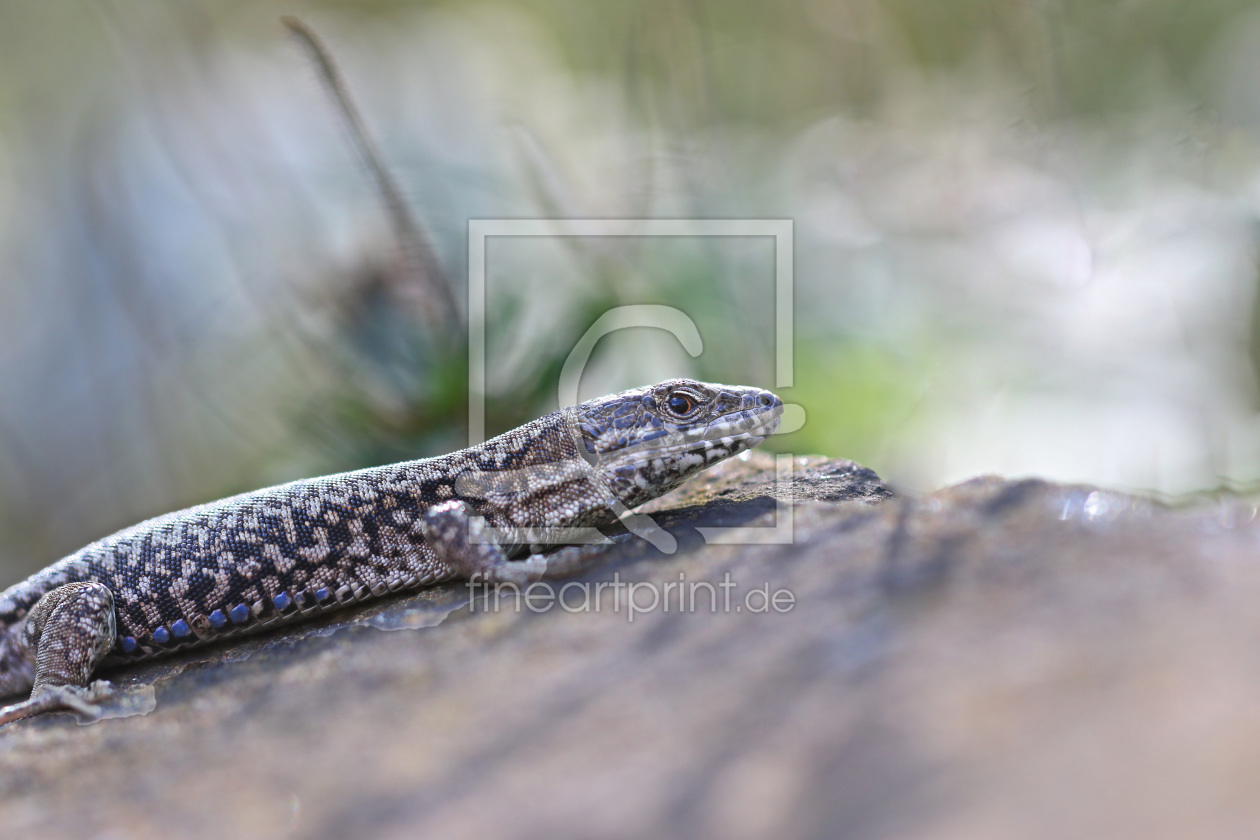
<box><xmin>0</xmin><ymin>379</ymin><xmax>782</xmax><ymax>724</ymax></box>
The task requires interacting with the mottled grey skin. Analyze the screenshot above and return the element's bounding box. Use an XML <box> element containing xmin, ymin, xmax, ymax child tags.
<box><xmin>0</xmin><ymin>380</ymin><xmax>781</xmax><ymax>725</ymax></box>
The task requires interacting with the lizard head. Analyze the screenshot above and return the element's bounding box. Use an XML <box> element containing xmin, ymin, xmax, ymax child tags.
<box><xmin>572</xmin><ymin>379</ymin><xmax>783</xmax><ymax>508</ymax></box>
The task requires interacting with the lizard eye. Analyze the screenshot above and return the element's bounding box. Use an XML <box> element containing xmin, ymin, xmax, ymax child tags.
<box><xmin>666</xmin><ymin>393</ymin><xmax>696</xmax><ymax>416</ymax></box>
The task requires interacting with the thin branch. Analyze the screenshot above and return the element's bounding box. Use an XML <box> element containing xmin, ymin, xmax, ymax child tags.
<box><xmin>281</xmin><ymin>15</ymin><xmax>462</xmax><ymax>333</ymax></box>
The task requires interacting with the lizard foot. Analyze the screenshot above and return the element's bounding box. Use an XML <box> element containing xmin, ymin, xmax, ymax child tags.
<box><xmin>0</xmin><ymin>680</ymin><xmax>114</xmax><ymax>727</ymax></box>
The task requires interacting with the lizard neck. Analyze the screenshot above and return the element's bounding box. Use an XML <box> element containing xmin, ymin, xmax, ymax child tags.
<box><xmin>431</xmin><ymin>409</ymin><xmax>621</xmax><ymax>534</ymax></box>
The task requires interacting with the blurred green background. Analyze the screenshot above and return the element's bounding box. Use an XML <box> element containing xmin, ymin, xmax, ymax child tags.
<box><xmin>1</xmin><ymin>0</ymin><xmax>1259</xmax><ymax>581</ymax></box>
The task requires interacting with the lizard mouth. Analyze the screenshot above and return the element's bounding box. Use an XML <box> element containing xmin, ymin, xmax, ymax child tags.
<box><xmin>603</xmin><ymin>402</ymin><xmax>783</xmax><ymax>468</ymax></box>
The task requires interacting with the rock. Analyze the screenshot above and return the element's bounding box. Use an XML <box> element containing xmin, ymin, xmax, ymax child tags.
<box><xmin>3</xmin><ymin>454</ymin><xmax>1260</xmax><ymax>840</ymax></box>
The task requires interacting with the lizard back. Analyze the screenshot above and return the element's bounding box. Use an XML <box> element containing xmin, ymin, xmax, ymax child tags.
<box><xmin>0</xmin><ymin>409</ymin><xmax>600</xmax><ymax>663</ymax></box>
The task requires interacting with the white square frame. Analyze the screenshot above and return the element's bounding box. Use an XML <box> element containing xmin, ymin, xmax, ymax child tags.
<box><xmin>466</xmin><ymin>218</ymin><xmax>795</xmax><ymax>547</ymax></box>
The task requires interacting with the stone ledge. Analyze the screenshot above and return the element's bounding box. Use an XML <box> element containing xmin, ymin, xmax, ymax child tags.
<box><xmin>3</xmin><ymin>458</ymin><xmax>1257</xmax><ymax>840</ymax></box>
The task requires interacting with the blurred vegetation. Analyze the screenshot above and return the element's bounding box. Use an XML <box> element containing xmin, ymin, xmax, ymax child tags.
<box><xmin>2</xmin><ymin>0</ymin><xmax>1260</xmax><ymax>579</ymax></box>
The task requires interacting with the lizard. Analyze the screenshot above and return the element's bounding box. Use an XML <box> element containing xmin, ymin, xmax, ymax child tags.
<box><xmin>0</xmin><ymin>379</ymin><xmax>782</xmax><ymax>725</ymax></box>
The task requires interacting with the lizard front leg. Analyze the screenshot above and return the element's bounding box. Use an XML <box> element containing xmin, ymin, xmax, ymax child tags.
<box><xmin>0</xmin><ymin>582</ymin><xmax>117</xmax><ymax>725</ymax></box>
<box><xmin>419</xmin><ymin>500</ymin><xmax>617</xmax><ymax>586</ymax></box>
<box><xmin>419</xmin><ymin>500</ymin><xmax>548</xmax><ymax>585</ymax></box>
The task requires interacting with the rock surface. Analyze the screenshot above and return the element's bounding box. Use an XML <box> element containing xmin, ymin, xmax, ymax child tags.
<box><xmin>4</xmin><ymin>454</ymin><xmax>1260</xmax><ymax>839</ymax></box>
